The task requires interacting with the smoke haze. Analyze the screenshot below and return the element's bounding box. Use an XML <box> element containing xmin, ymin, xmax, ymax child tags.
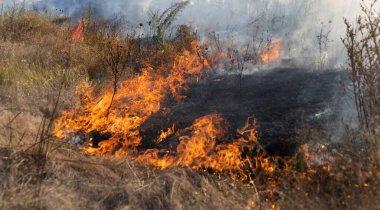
<box><xmin>4</xmin><ymin>0</ymin><xmax>369</xmax><ymax>67</ymax></box>
<box><xmin>3</xmin><ymin>1</ymin><xmax>370</xmax><ymax>63</ymax></box>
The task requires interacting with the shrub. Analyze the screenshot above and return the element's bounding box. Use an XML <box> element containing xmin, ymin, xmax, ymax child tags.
<box><xmin>342</xmin><ymin>0</ymin><xmax>380</xmax><ymax>133</ymax></box>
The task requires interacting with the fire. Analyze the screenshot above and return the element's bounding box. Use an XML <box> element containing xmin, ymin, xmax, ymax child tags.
<box><xmin>71</xmin><ymin>20</ymin><xmax>85</xmax><ymax>42</ymax></box>
<box><xmin>260</xmin><ymin>39</ymin><xmax>282</xmax><ymax>62</ymax></box>
<box><xmin>53</xmin><ymin>41</ymin><xmax>276</xmax><ymax>181</ymax></box>
<box><xmin>54</xmin><ymin>41</ymin><xmax>207</xmax><ymax>150</ymax></box>
<box><xmin>132</xmin><ymin>113</ymin><xmax>273</xmax><ymax>180</ymax></box>
<box><xmin>157</xmin><ymin>125</ymin><xmax>175</xmax><ymax>143</ymax></box>
<box><xmin>137</xmin><ymin>114</ymin><xmax>256</xmax><ymax>174</ymax></box>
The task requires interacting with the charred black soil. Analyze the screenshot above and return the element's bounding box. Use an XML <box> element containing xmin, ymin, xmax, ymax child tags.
<box><xmin>139</xmin><ymin>67</ymin><xmax>352</xmax><ymax>156</ymax></box>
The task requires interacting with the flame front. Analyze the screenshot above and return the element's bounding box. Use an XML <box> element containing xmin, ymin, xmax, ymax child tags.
<box><xmin>137</xmin><ymin>114</ymin><xmax>259</xmax><ymax>176</ymax></box>
<box><xmin>54</xmin><ymin>42</ymin><xmax>206</xmax><ymax>149</ymax></box>
<box><xmin>54</xmin><ymin>42</ymin><xmax>275</xmax><ymax>181</ymax></box>
<box><xmin>260</xmin><ymin>39</ymin><xmax>282</xmax><ymax>62</ymax></box>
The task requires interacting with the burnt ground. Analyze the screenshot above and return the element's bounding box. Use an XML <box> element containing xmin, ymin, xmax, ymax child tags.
<box><xmin>140</xmin><ymin>67</ymin><xmax>355</xmax><ymax>156</ymax></box>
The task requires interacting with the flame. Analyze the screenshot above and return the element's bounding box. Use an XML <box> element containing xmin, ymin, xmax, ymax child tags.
<box><xmin>157</xmin><ymin>125</ymin><xmax>175</xmax><ymax>143</ymax></box>
<box><xmin>260</xmin><ymin>39</ymin><xmax>282</xmax><ymax>62</ymax></box>
<box><xmin>53</xmin><ymin>41</ymin><xmax>277</xmax><ymax>181</ymax></box>
<box><xmin>136</xmin><ymin>114</ymin><xmax>276</xmax><ymax>180</ymax></box>
<box><xmin>54</xmin><ymin>41</ymin><xmax>207</xmax><ymax>149</ymax></box>
<box><xmin>71</xmin><ymin>20</ymin><xmax>85</xmax><ymax>42</ymax></box>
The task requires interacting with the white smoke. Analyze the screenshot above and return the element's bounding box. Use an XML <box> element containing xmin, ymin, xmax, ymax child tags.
<box><xmin>2</xmin><ymin>0</ymin><xmax>375</xmax><ymax>67</ymax></box>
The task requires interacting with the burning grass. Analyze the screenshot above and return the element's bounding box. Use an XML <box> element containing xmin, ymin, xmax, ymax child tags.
<box><xmin>51</xmin><ymin>39</ymin><xmax>284</xmax><ymax>184</ymax></box>
<box><xmin>260</xmin><ymin>39</ymin><xmax>282</xmax><ymax>63</ymax></box>
<box><xmin>0</xmin><ymin>2</ymin><xmax>379</xmax><ymax>210</ymax></box>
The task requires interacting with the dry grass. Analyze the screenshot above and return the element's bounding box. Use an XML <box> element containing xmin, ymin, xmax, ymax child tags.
<box><xmin>0</xmin><ymin>3</ymin><xmax>379</xmax><ymax>210</ymax></box>
<box><xmin>279</xmin><ymin>128</ymin><xmax>380</xmax><ymax>210</ymax></box>
<box><xmin>0</xmin><ymin>7</ymin><xmax>260</xmax><ymax>210</ymax></box>
<box><xmin>0</xmin><ymin>105</ymin><xmax>259</xmax><ymax>210</ymax></box>
<box><xmin>0</xmin><ymin>138</ymin><xmax>259</xmax><ymax>210</ymax></box>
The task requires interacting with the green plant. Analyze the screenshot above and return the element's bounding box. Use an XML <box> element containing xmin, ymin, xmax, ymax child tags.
<box><xmin>149</xmin><ymin>1</ymin><xmax>190</xmax><ymax>46</ymax></box>
<box><xmin>0</xmin><ymin>60</ymin><xmax>80</xmax><ymax>89</ymax></box>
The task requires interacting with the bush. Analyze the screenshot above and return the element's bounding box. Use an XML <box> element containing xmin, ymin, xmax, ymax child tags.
<box><xmin>342</xmin><ymin>0</ymin><xmax>380</xmax><ymax>132</ymax></box>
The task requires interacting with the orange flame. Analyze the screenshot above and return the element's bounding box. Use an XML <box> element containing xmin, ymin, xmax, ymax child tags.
<box><xmin>135</xmin><ymin>114</ymin><xmax>272</xmax><ymax>180</ymax></box>
<box><xmin>71</xmin><ymin>20</ymin><xmax>85</xmax><ymax>42</ymax></box>
<box><xmin>260</xmin><ymin>39</ymin><xmax>282</xmax><ymax>62</ymax></box>
<box><xmin>54</xmin><ymin>41</ymin><xmax>208</xmax><ymax>152</ymax></box>
<box><xmin>157</xmin><ymin>125</ymin><xmax>175</xmax><ymax>143</ymax></box>
<box><xmin>53</xmin><ymin>42</ymin><xmax>276</xmax><ymax>181</ymax></box>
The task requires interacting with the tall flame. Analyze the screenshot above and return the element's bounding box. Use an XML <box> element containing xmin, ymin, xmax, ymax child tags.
<box><xmin>54</xmin><ymin>42</ymin><xmax>207</xmax><ymax>148</ymax></box>
<box><xmin>54</xmin><ymin>42</ymin><xmax>276</xmax><ymax>181</ymax></box>
<box><xmin>71</xmin><ymin>20</ymin><xmax>85</xmax><ymax>42</ymax></box>
<box><xmin>260</xmin><ymin>39</ymin><xmax>282</xmax><ymax>62</ymax></box>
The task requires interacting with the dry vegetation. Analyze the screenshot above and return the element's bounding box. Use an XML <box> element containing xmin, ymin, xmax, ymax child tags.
<box><xmin>0</xmin><ymin>1</ymin><xmax>379</xmax><ymax>210</ymax></box>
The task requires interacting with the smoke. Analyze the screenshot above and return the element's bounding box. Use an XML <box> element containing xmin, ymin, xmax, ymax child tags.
<box><xmin>5</xmin><ymin>0</ymin><xmax>368</xmax><ymax>67</ymax></box>
<box><xmin>2</xmin><ymin>0</ymin><xmax>375</xmax><ymax>67</ymax></box>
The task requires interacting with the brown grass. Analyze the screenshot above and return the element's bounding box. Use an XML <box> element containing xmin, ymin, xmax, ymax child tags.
<box><xmin>0</xmin><ymin>7</ymin><xmax>260</xmax><ymax>210</ymax></box>
<box><xmin>0</xmin><ymin>3</ymin><xmax>379</xmax><ymax>210</ymax></box>
<box><xmin>0</xmin><ymin>138</ymin><xmax>259</xmax><ymax>210</ymax></box>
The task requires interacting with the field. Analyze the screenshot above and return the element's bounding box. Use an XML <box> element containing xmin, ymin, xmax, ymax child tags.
<box><xmin>0</xmin><ymin>2</ymin><xmax>379</xmax><ymax>210</ymax></box>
